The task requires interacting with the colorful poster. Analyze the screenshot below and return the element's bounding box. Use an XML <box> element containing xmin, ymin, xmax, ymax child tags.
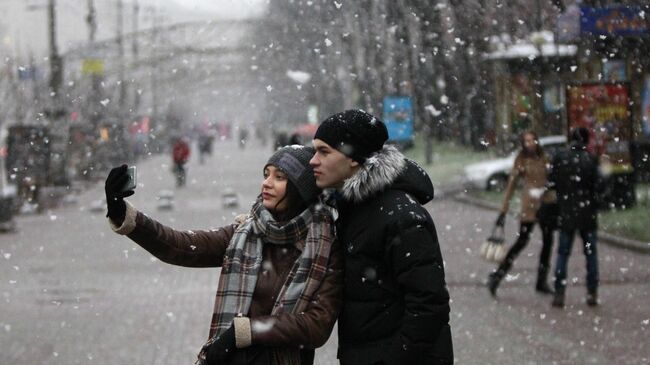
<box><xmin>510</xmin><ymin>74</ymin><xmax>533</xmax><ymax>133</ymax></box>
<box><xmin>543</xmin><ymin>84</ymin><xmax>563</xmax><ymax>113</ymax></box>
<box><xmin>566</xmin><ymin>83</ymin><xmax>633</xmax><ymax>173</ymax></box>
<box><xmin>543</xmin><ymin>84</ymin><xmax>565</xmax><ymax>135</ymax></box>
<box><xmin>643</xmin><ymin>76</ymin><xmax>650</xmax><ymax>138</ymax></box>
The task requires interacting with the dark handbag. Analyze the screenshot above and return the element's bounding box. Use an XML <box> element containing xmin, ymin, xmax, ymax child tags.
<box><xmin>536</xmin><ymin>202</ymin><xmax>559</xmax><ymax>229</ymax></box>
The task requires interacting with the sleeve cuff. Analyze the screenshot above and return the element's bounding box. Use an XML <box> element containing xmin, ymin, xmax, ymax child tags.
<box><xmin>108</xmin><ymin>200</ymin><xmax>137</xmax><ymax>235</ymax></box>
<box><xmin>233</xmin><ymin>317</ymin><xmax>252</xmax><ymax>348</ymax></box>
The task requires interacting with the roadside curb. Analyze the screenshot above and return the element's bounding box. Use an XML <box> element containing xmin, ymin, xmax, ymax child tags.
<box><xmin>453</xmin><ymin>192</ymin><xmax>650</xmax><ymax>254</ymax></box>
<box><xmin>434</xmin><ymin>184</ymin><xmax>467</xmax><ymax>200</ymax></box>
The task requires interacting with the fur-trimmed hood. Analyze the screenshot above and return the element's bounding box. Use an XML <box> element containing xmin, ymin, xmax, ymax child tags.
<box><xmin>340</xmin><ymin>145</ymin><xmax>434</xmax><ymax>204</ymax></box>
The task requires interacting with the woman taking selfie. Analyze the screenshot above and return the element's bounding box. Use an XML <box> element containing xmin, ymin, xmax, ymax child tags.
<box><xmin>104</xmin><ymin>145</ymin><xmax>343</xmax><ymax>365</ymax></box>
<box><xmin>487</xmin><ymin>131</ymin><xmax>557</xmax><ymax>297</ymax></box>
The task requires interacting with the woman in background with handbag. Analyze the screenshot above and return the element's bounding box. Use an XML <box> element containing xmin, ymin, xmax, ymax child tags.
<box><xmin>487</xmin><ymin>131</ymin><xmax>557</xmax><ymax>297</ymax></box>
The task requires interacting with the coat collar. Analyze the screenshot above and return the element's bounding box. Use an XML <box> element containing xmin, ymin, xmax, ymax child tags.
<box><xmin>340</xmin><ymin>145</ymin><xmax>406</xmax><ymax>203</ymax></box>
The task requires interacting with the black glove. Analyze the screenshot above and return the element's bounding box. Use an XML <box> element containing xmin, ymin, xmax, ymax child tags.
<box><xmin>206</xmin><ymin>324</ymin><xmax>237</xmax><ymax>364</ymax></box>
<box><xmin>105</xmin><ymin>164</ymin><xmax>135</xmax><ymax>224</ymax></box>
<box><xmin>495</xmin><ymin>212</ymin><xmax>506</xmax><ymax>227</ymax></box>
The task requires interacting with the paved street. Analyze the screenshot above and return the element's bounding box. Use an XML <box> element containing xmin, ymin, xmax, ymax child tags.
<box><xmin>1</xmin><ymin>139</ymin><xmax>649</xmax><ymax>364</ymax></box>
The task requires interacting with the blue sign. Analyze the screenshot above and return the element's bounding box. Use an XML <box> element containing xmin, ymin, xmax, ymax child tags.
<box><xmin>642</xmin><ymin>77</ymin><xmax>650</xmax><ymax>138</ymax></box>
<box><xmin>17</xmin><ymin>66</ymin><xmax>37</xmax><ymax>81</ymax></box>
<box><xmin>383</xmin><ymin>96</ymin><xmax>414</xmax><ymax>144</ymax></box>
<box><xmin>580</xmin><ymin>6</ymin><xmax>649</xmax><ymax>37</ymax></box>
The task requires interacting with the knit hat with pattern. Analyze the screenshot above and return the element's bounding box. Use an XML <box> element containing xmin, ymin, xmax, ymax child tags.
<box><xmin>265</xmin><ymin>145</ymin><xmax>319</xmax><ymax>203</ymax></box>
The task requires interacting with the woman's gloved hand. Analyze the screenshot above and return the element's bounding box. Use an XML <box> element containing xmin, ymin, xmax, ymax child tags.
<box><xmin>105</xmin><ymin>164</ymin><xmax>135</xmax><ymax>225</ymax></box>
<box><xmin>205</xmin><ymin>324</ymin><xmax>236</xmax><ymax>364</ymax></box>
<box><xmin>495</xmin><ymin>212</ymin><xmax>506</xmax><ymax>227</ymax></box>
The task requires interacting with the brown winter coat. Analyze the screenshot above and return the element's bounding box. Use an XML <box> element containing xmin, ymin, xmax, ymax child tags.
<box><xmin>110</xmin><ymin>202</ymin><xmax>344</xmax><ymax>364</ymax></box>
<box><xmin>501</xmin><ymin>153</ymin><xmax>552</xmax><ymax>222</ymax></box>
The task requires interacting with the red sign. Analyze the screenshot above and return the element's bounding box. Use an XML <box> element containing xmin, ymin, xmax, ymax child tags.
<box><xmin>566</xmin><ymin>83</ymin><xmax>633</xmax><ymax>173</ymax></box>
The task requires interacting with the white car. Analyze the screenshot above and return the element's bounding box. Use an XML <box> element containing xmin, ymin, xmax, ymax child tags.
<box><xmin>462</xmin><ymin>135</ymin><xmax>567</xmax><ymax>191</ymax></box>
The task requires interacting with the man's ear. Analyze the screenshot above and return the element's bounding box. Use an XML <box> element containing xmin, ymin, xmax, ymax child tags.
<box><xmin>350</xmin><ymin>159</ymin><xmax>359</xmax><ymax>168</ymax></box>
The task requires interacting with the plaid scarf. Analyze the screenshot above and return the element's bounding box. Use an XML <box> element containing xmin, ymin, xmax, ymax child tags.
<box><xmin>198</xmin><ymin>200</ymin><xmax>334</xmax><ymax>365</ymax></box>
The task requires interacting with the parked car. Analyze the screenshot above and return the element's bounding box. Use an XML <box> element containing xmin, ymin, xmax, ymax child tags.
<box><xmin>462</xmin><ymin>135</ymin><xmax>567</xmax><ymax>191</ymax></box>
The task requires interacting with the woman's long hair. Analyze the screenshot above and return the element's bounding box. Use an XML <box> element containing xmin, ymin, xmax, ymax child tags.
<box><xmin>267</xmin><ymin>180</ymin><xmax>311</xmax><ymax>223</ymax></box>
<box><xmin>518</xmin><ymin>131</ymin><xmax>545</xmax><ymax>159</ymax></box>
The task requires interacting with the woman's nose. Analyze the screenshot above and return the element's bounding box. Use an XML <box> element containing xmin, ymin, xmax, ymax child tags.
<box><xmin>262</xmin><ymin>176</ymin><xmax>272</xmax><ymax>188</ymax></box>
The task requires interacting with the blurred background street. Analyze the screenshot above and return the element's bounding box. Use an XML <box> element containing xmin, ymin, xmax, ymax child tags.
<box><xmin>2</xmin><ymin>1</ymin><xmax>650</xmax><ymax>364</ymax></box>
<box><xmin>1</xmin><ymin>140</ymin><xmax>649</xmax><ymax>364</ymax></box>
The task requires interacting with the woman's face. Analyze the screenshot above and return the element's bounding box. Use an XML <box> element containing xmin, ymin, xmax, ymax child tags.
<box><xmin>262</xmin><ymin>165</ymin><xmax>288</xmax><ymax>212</ymax></box>
<box><xmin>523</xmin><ymin>133</ymin><xmax>538</xmax><ymax>153</ymax></box>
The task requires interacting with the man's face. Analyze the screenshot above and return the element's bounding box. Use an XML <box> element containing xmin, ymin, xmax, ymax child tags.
<box><xmin>310</xmin><ymin>139</ymin><xmax>359</xmax><ymax>189</ymax></box>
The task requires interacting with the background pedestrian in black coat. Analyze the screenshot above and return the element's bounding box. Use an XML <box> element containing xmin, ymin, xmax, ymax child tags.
<box><xmin>548</xmin><ymin>127</ymin><xmax>602</xmax><ymax>308</ymax></box>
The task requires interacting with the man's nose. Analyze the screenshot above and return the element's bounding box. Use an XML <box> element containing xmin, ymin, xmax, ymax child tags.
<box><xmin>309</xmin><ymin>155</ymin><xmax>319</xmax><ymax>166</ymax></box>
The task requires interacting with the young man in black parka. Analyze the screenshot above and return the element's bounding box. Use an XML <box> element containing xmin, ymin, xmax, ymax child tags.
<box><xmin>309</xmin><ymin>109</ymin><xmax>453</xmax><ymax>364</ymax></box>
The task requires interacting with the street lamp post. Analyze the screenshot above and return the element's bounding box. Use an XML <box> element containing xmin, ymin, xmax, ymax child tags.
<box><xmin>48</xmin><ymin>0</ymin><xmax>63</xmax><ymax>98</ymax></box>
<box><xmin>117</xmin><ymin>0</ymin><xmax>127</xmax><ymax>110</ymax></box>
<box><xmin>43</xmin><ymin>0</ymin><xmax>70</xmax><ymax>186</ymax></box>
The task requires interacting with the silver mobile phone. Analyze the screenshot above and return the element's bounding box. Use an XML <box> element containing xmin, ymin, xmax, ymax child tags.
<box><xmin>121</xmin><ymin>166</ymin><xmax>137</xmax><ymax>192</ymax></box>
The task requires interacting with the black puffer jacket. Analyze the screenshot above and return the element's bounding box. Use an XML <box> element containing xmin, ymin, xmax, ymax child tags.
<box><xmin>333</xmin><ymin>146</ymin><xmax>453</xmax><ymax>365</ymax></box>
<box><xmin>549</xmin><ymin>142</ymin><xmax>602</xmax><ymax>231</ymax></box>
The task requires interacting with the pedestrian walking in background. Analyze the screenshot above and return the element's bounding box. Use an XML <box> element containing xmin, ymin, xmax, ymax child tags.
<box><xmin>310</xmin><ymin>110</ymin><xmax>453</xmax><ymax>364</ymax></box>
<box><xmin>104</xmin><ymin>145</ymin><xmax>343</xmax><ymax>365</ymax></box>
<box><xmin>548</xmin><ymin>127</ymin><xmax>602</xmax><ymax>308</ymax></box>
<box><xmin>197</xmin><ymin>123</ymin><xmax>215</xmax><ymax>165</ymax></box>
<box><xmin>238</xmin><ymin>127</ymin><xmax>249</xmax><ymax>149</ymax></box>
<box><xmin>172</xmin><ymin>136</ymin><xmax>190</xmax><ymax>187</ymax></box>
<box><xmin>487</xmin><ymin>131</ymin><xmax>557</xmax><ymax>296</ymax></box>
